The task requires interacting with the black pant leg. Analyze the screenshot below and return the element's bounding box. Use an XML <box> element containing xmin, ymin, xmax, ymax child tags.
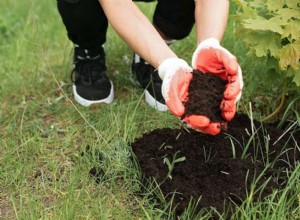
<box><xmin>153</xmin><ymin>0</ymin><xmax>195</xmax><ymax>40</ymax></box>
<box><xmin>57</xmin><ymin>0</ymin><xmax>108</xmax><ymax>49</ymax></box>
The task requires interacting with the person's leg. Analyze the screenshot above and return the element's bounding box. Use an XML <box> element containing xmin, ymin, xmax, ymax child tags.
<box><xmin>57</xmin><ymin>0</ymin><xmax>113</xmax><ymax>106</ymax></box>
<box><xmin>153</xmin><ymin>0</ymin><xmax>195</xmax><ymax>40</ymax></box>
<box><xmin>57</xmin><ymin>0</ymin><xmax>108</xmax><ymax>49</ymax></box>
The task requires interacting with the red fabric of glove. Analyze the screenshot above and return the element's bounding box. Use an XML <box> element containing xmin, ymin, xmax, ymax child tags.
<box><xmin>183</xmin><ymin>115</ymin><xmax>222</xmax><ymax>135</ymax></box>
<box><xmin>158</xmin><ymin>59</ymin><xmax>219</xmax><ymax>134</ymax></box>
<box><xmin>158</xmin><ymin>58</ymin><xmax>225</xmax><ymax>135</ymax></box>
<box><xmin>158</xmin><ymin>58</ymin><xmax>193</xmax><ymax>117</ymax></box>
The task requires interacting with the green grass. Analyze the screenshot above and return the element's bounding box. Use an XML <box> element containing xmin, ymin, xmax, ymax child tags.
<box><xmin>0</xmin><ymin>0</ymin><xmax>299</xmax><ymax>219</ymax></box>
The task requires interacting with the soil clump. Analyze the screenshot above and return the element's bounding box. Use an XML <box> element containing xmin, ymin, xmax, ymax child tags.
<box><xmin>183</xmin><ymin>70</ymin><xmax>227</xmax><ymax>123</ymax></box>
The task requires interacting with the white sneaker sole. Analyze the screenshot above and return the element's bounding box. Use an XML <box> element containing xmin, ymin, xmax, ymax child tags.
<box><xmin>73</xmin><ymin>81</ymin><xmax>114</xmax><ymax>107</ymax></box>
<box><xmin>145</xmin><ymin>90</ymin><xmax>168</xmax><ymax>112</ymax></box>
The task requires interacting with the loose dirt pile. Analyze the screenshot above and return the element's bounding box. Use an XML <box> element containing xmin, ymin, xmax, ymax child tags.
<box><xmin>131</xmin><ymin>114</ymin><xmax>300</xmax><ymax>215</ymax></box>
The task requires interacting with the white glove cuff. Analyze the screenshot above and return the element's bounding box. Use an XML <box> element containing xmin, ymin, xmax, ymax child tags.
<box><xmin>198</xmin><ymin>38</ymin><xmax>220</xmax><ymax>48</ymax></box>
<box><xmin>192</xmin><ymin>38</ymin><xmax>221</xmax><ymax>68</ymax></box>
<box><xmin>158</xmin><ymin>58</ymin><xmax>192</xmax><ymax>102</ymax></box>
<box><xmin>158</xmin><ymin>58</ymin><xmax>192</xmax><ymax>80</ymax></box>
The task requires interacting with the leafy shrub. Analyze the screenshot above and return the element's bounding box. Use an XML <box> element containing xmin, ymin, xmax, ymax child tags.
<box><xmin>234</xmin><ymin>0</ymin><xmax>300</xmax><ymax>86</ymax></box>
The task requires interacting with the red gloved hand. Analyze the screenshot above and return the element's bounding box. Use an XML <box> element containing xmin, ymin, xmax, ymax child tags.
<box><xmin>158</xmin><ymin>58</ymin><xmax>225</xmax><ymax>135</ymax></box>
<box><xmin>187</xmin><ymin>38</ymin><xmax>243</xmax><ymax>135</ymax></box>
<box><xmin>158</xmin><ymin>58</ymin><xmax>193</xmax><ymax>117</ymax></box>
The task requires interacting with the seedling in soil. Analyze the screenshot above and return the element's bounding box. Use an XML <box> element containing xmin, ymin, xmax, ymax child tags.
<box><xmin>163</xmin><ymin>150</ymin><xmax>186</xmax><ymax>180</ymax></box>
<box><xmin>131</xmin><ymin>113</ymin><xmax>300</xmax><ymax>216</ymax></box>
<box><xmin>224</xmin><ymin>133</ymin><xmax>241</xmax><ymax>159</ymax></box>
<box><xmin>159</xmin><ymin>143</ymin><xmax>173</xmax><ymax>150</ymax></box>
<box><xmin>202</xmin><ymin>146</ymin><xmax>216</xmax><ymax>163</ymax></box>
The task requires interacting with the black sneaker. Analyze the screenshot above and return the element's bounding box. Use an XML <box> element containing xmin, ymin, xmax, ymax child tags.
<box><xmin>71</xmin><ymin>46</ymin><xmax>114</xmax><ymax>107</ymax></box>
<box><xmin>131</xmin><ymin>54</ymin><xmax>168</xmax><ymax>111</ymax></box>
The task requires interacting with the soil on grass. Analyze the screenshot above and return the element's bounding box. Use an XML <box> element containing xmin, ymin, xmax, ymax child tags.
<box><xmin>183</xmin><ymin>70</ymin><xmax>227</xmax><ymax>123</ymax></box>
<box><xmin>131</xmin><ymin>114</ymin><xmax>300</xmax><ymax>217</ymax></box>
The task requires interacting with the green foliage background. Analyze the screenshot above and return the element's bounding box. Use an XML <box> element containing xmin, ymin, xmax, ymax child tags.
<box><xmin>234</xmin><ymin>0</ymin><xmax>300</xmax><ymax>86</ymax></box>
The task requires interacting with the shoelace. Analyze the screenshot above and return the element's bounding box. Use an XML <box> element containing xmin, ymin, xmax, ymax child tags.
<box><xmin>71</xmin><ymin>57</ymin><xmax>105</xmax><ymax>85</ymax></box>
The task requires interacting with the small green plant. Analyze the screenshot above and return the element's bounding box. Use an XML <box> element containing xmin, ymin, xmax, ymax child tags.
<box><xmin>163</xmin><ymin>150</ymin><xmax>186</xmax><ymax>180</ymax></box>
<box><xmin>224</xmin><ymin>133</ymin><xmax>242</xmax><ymax>159</ymax></box>
<box><xmin>202</xmin><ymin>146</ymin><xmax>216</xmax><ymax>163</ymax></box>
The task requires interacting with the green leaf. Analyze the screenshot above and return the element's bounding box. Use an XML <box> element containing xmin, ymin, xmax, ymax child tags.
<box><xmin>248</xmin><ymin>0</ymin><xmax>269</xmax><ymax>16</ymax></box>
<box><xmin>269</xmin><ymin>16</ymin><xmax>289</xmax><ymax>26</ymax></box>
<box><xmin>174</xmin><ymin>156</ymin><xmax>186</xmax><ymax>163</ymax></box>
<box><xmin>243</xmin><ymin>16</ymin><xmax>284</xmax><ymax>34</ymax></box>
<box><xmin>286</xmin><ymin>0</ymin><xmax>300</xmax><ymax>9</ymax></box>
<box><xmin>266</xmin><ymin>0</ymin><xmax>284</xmax><ymax>12</ymax></box>
<box><xmin>282</xmin><ymin>20</ymin><xmax>300</xmax><ymax>40</ymax></box>
<box><xmin>284</xmin><ymin>68</ymin><xmax>300</xmax><ymax>87</ymax></box>
<box><xmin>291</xmin><ymin>68</ymin><xmax>300</xmax><ymax>86</ymax></box>
<box><xmin>248</xmin><ymin>0</ymin><xmax>268</xmax><ymax>10</ymax></box>
<box><xmin>163</xmin><ymin>157</ymin><xmax>171</xmax><ymax>169</ymax></box>
<box><xmin>249</xmin><ymin>0</ymin><xmax>267</xmax><ymax>8</ymax></box>
<box><xmin>243</xmin><ymin>31</ymin><xmax>281</xmax><ymax>57</ymax></box>
<box><xmin>278</xmin><ymin>40</ymin><xmax>300</xmax><ymax>71</ymax></box>
<box><xmin>237</xmin><ymin>4</ymin><xmax>259</xmax><ymax>18</ymax></box>
<box><xmin>276</xmin><ymin>8</ymin><xmax>300</xmax><ymax>21</ymax></box>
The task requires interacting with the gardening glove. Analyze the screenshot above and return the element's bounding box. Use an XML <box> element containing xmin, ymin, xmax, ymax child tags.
<box><xmin>158</xmin><ymin>58</ymin><xmax>193</xmax><ymax>117</ymax></box>
<box><xmin>188</xmin><ymin>38</ymin><xmax>243</xmax><ymax>134</ymax></box>
<box><xmin>158</xmin><ymin>58</ymin><xmax>218</xmax><ymax>135</ymax></box>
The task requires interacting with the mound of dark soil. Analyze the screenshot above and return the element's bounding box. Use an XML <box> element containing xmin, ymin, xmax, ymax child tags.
<box><xmin>131</xmin><ymin>114</ymin><xmax>300</xmax><ymax>216</ymax></box>
<box><xmin>183</xmin><ymin>70</ymin><xmax>227</xmax><ymax>123</ymax></box>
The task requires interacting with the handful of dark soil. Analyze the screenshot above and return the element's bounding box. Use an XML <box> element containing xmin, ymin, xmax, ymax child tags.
<box><xmin>183</xmin><ymin>70</ymin><xmax>227</xmax><ymax>123</ymax></box>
